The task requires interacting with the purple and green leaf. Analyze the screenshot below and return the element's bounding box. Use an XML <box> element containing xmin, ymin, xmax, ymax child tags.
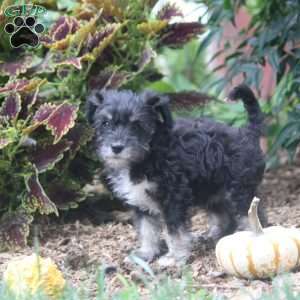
<box><xmin>157</xmin><ymin>3</ymin><xmax>183</xmax><ymax>21</ymax></box>
<box><xmin>25</xmin><ymin>169</ymin><xmax>59</xmax><ymax>216</ymax></box>
<box><xmin>46</xmin><ymin>102</ymin><xmax>78</xmax><ymax>144</ymax></box>
<box><xmin>46</xmin><ymin>182</ymin><xmax>86</xmax><ymax>210</ymax></box>
<box><xmin>0</xmin><ymin>56</ymin><xmax>33</xmax><ymax>77</ymax></box>
<box><xmin>160</xmin><ymin>22</ymin><xmax>204</xmax><ymax>47</ymax></box>
<box><xmin>31</xmin><ymin>141</ymin><xmax>71</xmax><ymax>173</ymax></box>
<box><xmin>0</xmin><ymin>93</ymin><xmax>21</xmax><ymax>120</ymax></box>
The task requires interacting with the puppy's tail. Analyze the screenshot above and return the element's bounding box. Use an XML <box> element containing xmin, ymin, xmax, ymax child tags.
<box><xmin>227</xmin><ymin>84</ymin><xmax>264</xmax><ymax>135</ymax></box>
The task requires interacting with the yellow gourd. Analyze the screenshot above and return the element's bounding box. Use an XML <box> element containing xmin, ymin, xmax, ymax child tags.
<box><xmin>3</xmin><ymin>254</ymin><xmax>65</xmax><ymax>299</ymax></box>
<box><xmin>216</xmin><ymin>197</ymin><xmax>300</xmax><ymax>279</ymax></box>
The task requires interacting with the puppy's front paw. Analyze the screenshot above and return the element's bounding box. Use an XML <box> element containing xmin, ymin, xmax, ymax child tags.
<box><xmin>124</xmin><ymin>249</ymin><xmax>158</xmax><ymax>264</ymax></box>
<box><xmin>157</xmin><ymin>253</ymin><xmax>187</xmax><ymax>268</ymax></box>
<box><xmin>157</xmin><ymin>254</ymin><xmax>176</xmax><ymax>268</ymax></box>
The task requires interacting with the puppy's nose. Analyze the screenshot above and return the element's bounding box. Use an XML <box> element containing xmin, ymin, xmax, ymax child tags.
<box><xmin>111</xmin><ymin>144</ymin><xmax>124</xmax><ymax>154</ymax></box>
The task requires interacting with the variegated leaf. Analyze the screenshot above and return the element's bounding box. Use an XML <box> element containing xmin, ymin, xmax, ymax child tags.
<box><xmin>31</xmin><ymin>141</ymin><xmax>71</xmax><ymax>173</ymax></box>
<box><xmin>0</xmin><ymin>79</ymin><xmax>29</xmax><ymax>94</ymax></box>
<box><xmin>70</xmin><ymin>14</ymin><xmax>99</xmax><ymax>48</ymax></box>
<box><xmin>46</xmin><ymin>102</ymin><xmax>78</xmax><ymax>144</ymax></box>
<box><xmin>0</xmin><ymin>78</ymin><xmax>47</xmax><ymax>94</ymax></box>
<box><xmin>81</xmin><ymin>23</ymin><xmax>121</xmax><ymax>61</ymax></box>
<box><xmin>42</xmin><ymin>16</ymin><xmax>79</xmax><ymax>50</ymax></box>
<box><xmin>0</xmin><ymin>93</ymin><xmax>21</xmax><ymax>120</ymax></box>
<box><xmin>0</xmin><ymin>56</ymin><xmax>33</xmax><ymax>77</ymax></box>
<box><xmin>25</xmin><ymin>170</ymin><xmax>58</xmax><ymax>216</ymax></box>
<box><xmin>157</xmin><ymin>3</ymin><xmax>183</xmax><ymax>21</ymax></box>
<box><xmin>23</xmin><ymin>103</ymin><xmax>57</xmax><ymax>134</ymax></box>
<box><xmin>52</xmin><ymin>16</ymin><xmax>71</xmax><ymax>41</ymax></box>
<box><xmin>88</xmin><ymin>67</ymin><xmax>130</xmax><ymax>89</ymax></box>
<box><xmin>56</xmin><ymin>57</ymin><xmax>82</xmax><ymax>70</ymax></box>
<box><xmin>138</xmin><ymin>20</ymin><xmax>168</xmax><ymax>35</ymax></box>
<box><xmin>32</xmin><ymin>103</ymin><xmax>57</xmax><ymax>123</ymax></box>
<box><xmin>159</xmin><ymin>22</ymin><xmax>204</xmax><ymax>47</ymax></box>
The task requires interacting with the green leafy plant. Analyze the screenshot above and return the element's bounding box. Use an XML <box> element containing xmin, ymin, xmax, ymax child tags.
<box><xmin>0</xmin><ymin>0</ymin><xmax>204</xmax><ymax>249</ymax></box>
<box><xmin>195</xmin><ymin>0</ymin><xmax>300</xmax><ymax>163</ymax></box>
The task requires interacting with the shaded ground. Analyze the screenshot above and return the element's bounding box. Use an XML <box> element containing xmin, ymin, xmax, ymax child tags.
<box><xmin>1</xmin><ymin>161</ymin><xmax>300</xmax><ymax>299</ymax></box>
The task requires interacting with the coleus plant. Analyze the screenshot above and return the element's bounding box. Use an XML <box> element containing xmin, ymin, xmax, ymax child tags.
<box><xmin>0</xmin><ymin>0</ymin><xmax>204</xmax><ymax>249</ymax></box>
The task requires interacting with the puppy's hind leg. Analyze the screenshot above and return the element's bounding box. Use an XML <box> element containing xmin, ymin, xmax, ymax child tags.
<box><xmin>157</xmin><ymin>205</ymin><xmax>192</xmax><ymax>267</ymax></box>
<box><xmin>196</xmin><ymin>202</ymin><xmax>235</xmax><ymax>248</ymax></box>
<box><xmin>158</xmin><ymin>226</ymin><xmax>192</xmax><ymax>268</ymax></box>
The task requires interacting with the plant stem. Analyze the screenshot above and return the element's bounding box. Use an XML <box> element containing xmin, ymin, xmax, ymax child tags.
<box><xmin>248</xmin><ymin>197</ymin><xmax>264</xmax><ymax>235</ymax></box>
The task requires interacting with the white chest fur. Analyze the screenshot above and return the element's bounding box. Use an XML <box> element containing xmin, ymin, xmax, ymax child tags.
<box><xmin>109</xmin><ymin>169</ymin><xmax>160</xmax><ymax>215</ymax></box>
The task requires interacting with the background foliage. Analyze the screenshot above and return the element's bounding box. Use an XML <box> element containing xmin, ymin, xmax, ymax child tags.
<box><xmin>192</xmin><ymin>0</ymin><xmax>300</xmax><ymax>165</ymax></box>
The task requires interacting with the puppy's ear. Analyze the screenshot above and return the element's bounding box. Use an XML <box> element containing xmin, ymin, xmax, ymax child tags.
<box><xmin>86</xmin><ymin>89</ymin><xmax>104</xmax><ymax>125</ymax></box>
<box><xmin>142</xmin><ymin>91</ymin><xmax>173</xmax><ymax>128</ymax></box>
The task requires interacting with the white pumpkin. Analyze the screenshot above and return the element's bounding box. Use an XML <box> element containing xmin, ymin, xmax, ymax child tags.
<box><xmin>215</xmin><ymin>197</ymin><xmax>300</xmax><ymax>279</ymax></box>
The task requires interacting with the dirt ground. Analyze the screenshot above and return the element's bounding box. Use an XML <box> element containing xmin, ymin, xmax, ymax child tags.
<box><xmin>1</xmin><ymin>160</ymin><xmax>300</xmax><ymax>299</ymax></box>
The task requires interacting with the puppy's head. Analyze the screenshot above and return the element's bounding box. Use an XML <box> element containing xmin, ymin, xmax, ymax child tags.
<box><xmin>86</xmin><ymin>89</ymin><xmax>172</xmax><ymax>169</ymax></box>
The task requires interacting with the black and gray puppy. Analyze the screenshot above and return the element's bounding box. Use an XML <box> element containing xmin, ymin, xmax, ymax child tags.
<box><xmin>86</xmin><ymin>84</ymin><xmax>266</xmax><ymax>267</ymax></box>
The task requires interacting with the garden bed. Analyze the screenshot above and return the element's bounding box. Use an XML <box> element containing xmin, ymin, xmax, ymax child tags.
<box><xmin>1</xmin><ymin>160</ymin><xmax>300</xmax><ymax>299</ymax></box>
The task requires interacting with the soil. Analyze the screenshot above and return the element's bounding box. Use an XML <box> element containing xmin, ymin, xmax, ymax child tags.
<box><xmin>1</xmin><ymin>161</ymin><xmax>300</xmax><ymax>299</ymax></box>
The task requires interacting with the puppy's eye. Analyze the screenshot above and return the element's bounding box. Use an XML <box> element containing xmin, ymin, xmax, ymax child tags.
<box><xmin>102</xmin><ymin>120</ymin><xmax>110</xmax><ymax>128</ymax></box>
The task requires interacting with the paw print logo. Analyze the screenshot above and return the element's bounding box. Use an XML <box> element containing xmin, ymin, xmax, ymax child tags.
<box><xmin>4</xmin><ymin>16</ymin><xmax>44</xmax><ymax>48</ymax></box>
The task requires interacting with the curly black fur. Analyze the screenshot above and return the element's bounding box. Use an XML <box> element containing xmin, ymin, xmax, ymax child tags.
<box><xmin>86</xmin><ymin>84</ymin><xmax>266</xmax><ymax>265</ymax></box>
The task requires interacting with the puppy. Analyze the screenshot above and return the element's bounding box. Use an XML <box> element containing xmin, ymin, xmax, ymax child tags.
<box><xmin>86</xmin><ymin>84</ymin><xmax>266</xmax><ymax>267</ymax></box>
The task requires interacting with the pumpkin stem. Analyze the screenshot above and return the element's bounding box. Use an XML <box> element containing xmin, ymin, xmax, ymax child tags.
<box><xmin>248</xmin><ymin>197</ymin><xmax>264</xmax><ymax>234</ymax></box>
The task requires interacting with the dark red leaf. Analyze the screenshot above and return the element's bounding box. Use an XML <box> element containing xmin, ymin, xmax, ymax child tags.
<box><xmin>46</xmin><ymin>183</ymin><xmax>86</xmax><ymax>210</ymax></box>
<box><xmin>25</xmin><ymin>171</ymin><xmax>58</xmax><ymax>216</ymax></box>
<box><xmin>157</xmin><ymin>3</ymin><xmax>183</xmax><ymax>21</ymax></box>
<box><xmin>160</xmin><ymin>22</ymin><xmax>204</xmax><ymax>47</ymax></box>
<box><xmin>31</xmin><ymin>141</ymin><xmax>71</xmax><ymax>173</ymax></box>
<box><xmin>0</xmin><ymin>93</ymin><xmax>21</xmax><ymax>119</ymax></box>
<box><xmin>46</xmin><ymin>102</ymin><xmax>78</xmax><ymax>144</ymax></box>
